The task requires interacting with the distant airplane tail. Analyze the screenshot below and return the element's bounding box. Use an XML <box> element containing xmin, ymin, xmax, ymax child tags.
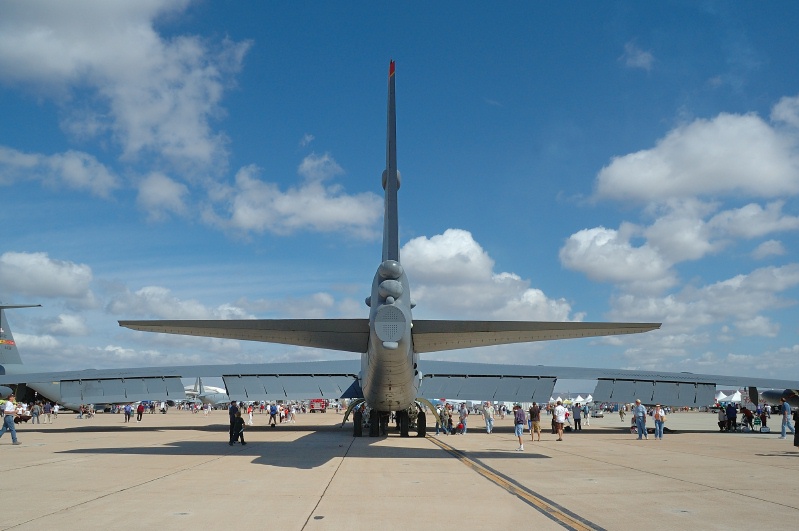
<box><xmin>0</xmin><ymin>305</ymin><xmax>41</xmax><ymax>365</ymax></box>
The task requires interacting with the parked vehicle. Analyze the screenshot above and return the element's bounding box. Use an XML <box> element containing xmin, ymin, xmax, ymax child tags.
<box><xmin>309</xmin><ymin>398</ymin><xmax>328</xmax><ymax>413</ymax></box>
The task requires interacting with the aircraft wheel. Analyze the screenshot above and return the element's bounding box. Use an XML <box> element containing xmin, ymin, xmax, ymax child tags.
<box><xmin>353</xmin><ymin>410</ymin><xmax>363</xmax><ymax>437</ymax></box>
<box><xmin>399</xmin><ymin>410</ymin><xmax>409</xmax><ymax>437</ymax></box>
<box><xmin>369</xmin><ymin>414</ymin><xmax>380</xmax><ymax>437</ymax></box>
<box><xmin>416</xmin><ymin>410</ymin><xmax>426</xmax><ymax>437</ymax></box>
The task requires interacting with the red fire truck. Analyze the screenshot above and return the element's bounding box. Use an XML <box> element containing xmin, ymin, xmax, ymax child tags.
<box><xmin>309</xmin><ymin>398</ymin><xmax>328</xmax><ymax>413</ymax></box>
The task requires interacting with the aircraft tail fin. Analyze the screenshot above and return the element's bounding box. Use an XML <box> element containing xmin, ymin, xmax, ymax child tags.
<box><xmin>0</xmin><ymin>304</ymin><xmax>41</xmax><ymax>365</ymax></box>
<box><xmin>382</xmin><ymin>60</ymin><xmax>400</xmax><ymax>263</ymax></box>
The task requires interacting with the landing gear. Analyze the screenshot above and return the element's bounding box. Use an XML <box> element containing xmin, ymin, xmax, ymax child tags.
<box><xmin>369</xmin><ymin>411</ymin><xmax>389</xmax><ymax>437</ymax></box>
<box><xmin>369</xmin><ymin>411</ymin><xmax>380</xmax><ymax>437</ymax></box>
<box><xmin>353</xmin><ymin>408</ymin><xmax>363</xmax><ymax>437</ymax></box>
<box><xmin>416</xmin><ymin>409</ymin><xmax>426</xmax><ymax>437</ymax></box>
<box><xmin>398</xmin><ymin>409</ymin><xmax>410</xmax><ymax>437</ymax></box>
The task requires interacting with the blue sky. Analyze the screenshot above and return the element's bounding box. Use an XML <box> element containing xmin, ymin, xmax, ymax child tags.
<box><xmin>2</xmin><ymin>1</ymin><xmax>799</xmax><ymax>388</ymax></box>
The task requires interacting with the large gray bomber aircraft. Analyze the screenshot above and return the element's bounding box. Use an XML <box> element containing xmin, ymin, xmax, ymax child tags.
<box><xmin>2</xmin><ymin>62</ymin><xmax>795</xmax><ymax>435</ymax></box>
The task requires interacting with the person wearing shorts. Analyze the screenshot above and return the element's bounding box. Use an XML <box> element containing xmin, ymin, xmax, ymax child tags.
<box><xmin>529</xmin><ymin>402</ymin><xmax>541</xmax><ymax>441</ymax></box>
<box><xmin>513</xmin><ymin>404</ymin><xmax>526</xmax><ymax>451</ymax></box>
<box><xmin>554</xmin><ymin>400</ymin><xmax>567</xmax><ymax>441</ymax></box>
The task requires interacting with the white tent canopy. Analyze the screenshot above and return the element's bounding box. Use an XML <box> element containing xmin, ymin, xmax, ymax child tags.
<box><xmin>725</xmin><ymin>390</ymin><xmax>742</xmax><ymax>403</ymax></box>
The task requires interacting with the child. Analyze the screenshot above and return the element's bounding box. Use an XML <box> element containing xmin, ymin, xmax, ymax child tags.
<box><xmin>231</xmin><ymin>411</ymin><xmax>246</xmax><ymax>445</ymax></box>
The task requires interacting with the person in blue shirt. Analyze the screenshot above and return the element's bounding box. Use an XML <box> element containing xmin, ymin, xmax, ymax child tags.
<box><xmin>633</xmin><ymin>399</ymin><xmax>648</xmax><ymax>440</ymax></box>
<box><xmin>779</xmin><ymin>397</ymin><xmax>795</xmax><ymax>439</ymax></box>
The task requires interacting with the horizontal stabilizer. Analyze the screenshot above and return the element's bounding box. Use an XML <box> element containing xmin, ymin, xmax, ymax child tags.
<box><xmin>120</xmin><ymin>319</ymin><xmax>370</xmax><ymax>353</ymax></box>
<box><xmin>411</xmin><ymin>320</ymin><xmax>661</xmax><ymax>353</ymax></box>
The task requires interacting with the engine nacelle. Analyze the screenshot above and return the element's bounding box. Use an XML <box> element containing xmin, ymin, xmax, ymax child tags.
<box><xmin>378</xmin><ymin>279</ymin><xmax>403</xmax><ymax>300</ymax></box>
<box><xmin>381</xmin><ymin>169</ymin><xmax>402</xmax><ymax>190</ymax></box>
<box><xmin>378</xmin><ymin>260</ymin><xmax>403</xmax><ymax>279</ymax></box>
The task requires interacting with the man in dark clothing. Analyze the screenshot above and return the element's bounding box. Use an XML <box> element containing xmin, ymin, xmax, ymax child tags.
<box><xmin>231</xmin><ymin>412</ymin><xmax>246</xmax><ymax>445</ymax></box>
<box><xmin>228</xmin><ymin>401</ymin><xmax>240</xmax><ymax>444</ymax></box>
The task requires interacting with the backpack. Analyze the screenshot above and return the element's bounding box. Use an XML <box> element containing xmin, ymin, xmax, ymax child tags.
<box><xmin>270</xmin><ymin>405</ymin><xmax>278</xmax><ymax>415</ymax></box>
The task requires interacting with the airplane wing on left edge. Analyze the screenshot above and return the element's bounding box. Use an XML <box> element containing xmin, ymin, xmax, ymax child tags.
<box><xmin>119</xmin><ymin>319</ymin><xmax>370</xmax><ymax>354</ymax></box>
<box><xmin>411</xmin><ymin>320</ymin><xmax>661</xmax><ymax>353</ymax></box>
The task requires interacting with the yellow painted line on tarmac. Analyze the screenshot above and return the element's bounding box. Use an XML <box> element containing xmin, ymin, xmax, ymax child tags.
<box><xmin>427</xmin><ymin>435</ymin><xmax>604</xmax><ymax>531</ymax></box>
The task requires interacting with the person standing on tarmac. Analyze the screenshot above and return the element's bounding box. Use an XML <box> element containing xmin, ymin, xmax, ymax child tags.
<box><xmin>513</xmin><ymin>404</ymin><xmax>526</xmax><ymax>451</ymax></box>
<box><xmin>572</xmin><ymin>403</ymin><xmax>582</xmax><ymax>431</ymax></box>
<box><xmin>0</xmin><ymin>394</ymin><xmax>21</xmax><ymax>445</ymax></box>
<box><xmin>634</xmin><ymin>399</ymin><xmax>648</xmax><ymax>440</ymax></box>
<box><xmin>529</xmin><ymin>403</ymin><xmax>541</xmax><ymax>442</ymax></box>
<box><xmin>228</xmin><ymin>400</ymin><xmax>240</xmax><ymax>444</ymax></box>
<box><xmin>483</xmin><ymin>401</ymin><xmax>495</xmax><ymax>434</ymax></box>
<box><xmin>231</xmin><ymin>411</ymin><xmax>246</xmax><ymax>445</ymax></box>
<box><xmin>553</xmin><ymin>400</ymin><xmax>567</xmax><ymax>441</ymax></box>
<box><xmin>779</xmin><ymin>397</ymin><xmax>796</xmax><ymax>439</ymax></box>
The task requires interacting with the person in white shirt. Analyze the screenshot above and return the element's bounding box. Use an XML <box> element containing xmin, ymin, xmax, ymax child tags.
<box><xmin>553</xmin><ymin>400</ymin><xmax>567</xmax><ymax>441</ymax></box>
<box><xmin>653</xmin><ymin>405</ymin><xmax>666</xmax><ymax>440</ymax></box>
<box><xmin>0</xmin><ymin>394</ymin><xmax>21</xmax><ymax>445</ymax></box>
<box><xmin>483</xmin><ymin>402</ymin><xmax>495</xmax><ymax>434</ymax></box>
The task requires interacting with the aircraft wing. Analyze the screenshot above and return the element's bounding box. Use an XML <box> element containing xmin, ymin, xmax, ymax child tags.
<box><xmin>0</xmin><ymin>360</ymin><xmax>362</xmax><ymax>404</ymax></box>
<box><xmin>120</xmin><ymin>319</ymin><xmax>659</xmax><ymax>355</ymax></box>
<box><xmin>417</xmin><ymin>360</ymin><xmax>799</xmax><ymax>407</ymax></box>
<box><xmin>119</xmin><ymin>319</ymin><xmax>370</xmax><ymax>353</ymax></box>
<box><xmin>411</xmin><ymin>320</ymin><xmax>661</xmax><ymax>353</ymax></box>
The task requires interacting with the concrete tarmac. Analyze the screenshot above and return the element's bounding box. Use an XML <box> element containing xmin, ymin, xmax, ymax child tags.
<box><xmin>1</xmin><ymin>409</ymin><xmax>797</xmax><ymax>530</ymax></box>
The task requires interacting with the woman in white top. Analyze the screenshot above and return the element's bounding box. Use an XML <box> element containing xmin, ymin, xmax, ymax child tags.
<box><xmin>653</xmin><ymin>405</ymin><xmax>666</xmax><ymax>440</ymax></box>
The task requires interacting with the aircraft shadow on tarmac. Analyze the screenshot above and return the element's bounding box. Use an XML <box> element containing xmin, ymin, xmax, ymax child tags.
<box><xmin>49</xmin><ymin>424</ymin><xmax>552</xmax><ymax>469</ymax></box>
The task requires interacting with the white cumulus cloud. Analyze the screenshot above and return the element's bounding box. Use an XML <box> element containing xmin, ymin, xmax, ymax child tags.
<box><xmin>0</xmin><ymin>252</ymin><xmax>94</xmax><ymax>301</ymax></box>
<box><xmin>595</xmin><ymin>112</ymin><xmax>799</xmax><ymax>203</ymax></box>
<box><xmin>205</xmin><ymin>162</ymin><xmax>382</xmax><ymax>238</ymax></box>
<box><xmin>0</xmin><ymin>146</ymin><xmax>119</xmax><ymax>197</ymax></box>
<box><xmin>137</xmin><ymin>172</ymin><xmax>189</xmax><ymax>221</ymax></box>
<box><xmin>0</xmin><ymin>1</ymin><xmax>251</xmax><ymax>173</ymax></box>
<box><xmin>403</xmin><ymin>229</ymin><xmax>578</xmax><ymax>321</ymax></box>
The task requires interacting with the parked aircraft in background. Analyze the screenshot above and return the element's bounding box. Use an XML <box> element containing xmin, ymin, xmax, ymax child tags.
<box><xmin>761</xmin><ymin>389</ymin><xmax>799</xmax><ymax>408</ymax></box>
<box><xmin>185</xmin><ymin>377</ymin><xmax>229</xmax><ymax>407</ymax></box>
<box><xmin>2</xmin><ymin>63</ymin><xmax>797</xmax><ymax>436</ymax></box>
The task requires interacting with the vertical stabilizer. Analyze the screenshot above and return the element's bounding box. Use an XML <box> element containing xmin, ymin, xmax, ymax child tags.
<box><xmin>0</xmin><ymin>305</ymin><xmax>41</xmax><ymax>365</ymax></box>
<box><xmin>382</xmin><ymin>60</ymin><xmax>400</xmax><ymax>263</ymax></box>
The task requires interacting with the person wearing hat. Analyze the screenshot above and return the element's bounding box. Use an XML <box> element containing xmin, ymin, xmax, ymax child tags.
<box><xmin>0</xmin><ymin>394</ymin><xmax>22</xmax><ymax>445</ymax></box>
<box><xmin>653</xmin><ymin>404</ymin><xmax>666</xmax><ymax>440</ymax></box>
